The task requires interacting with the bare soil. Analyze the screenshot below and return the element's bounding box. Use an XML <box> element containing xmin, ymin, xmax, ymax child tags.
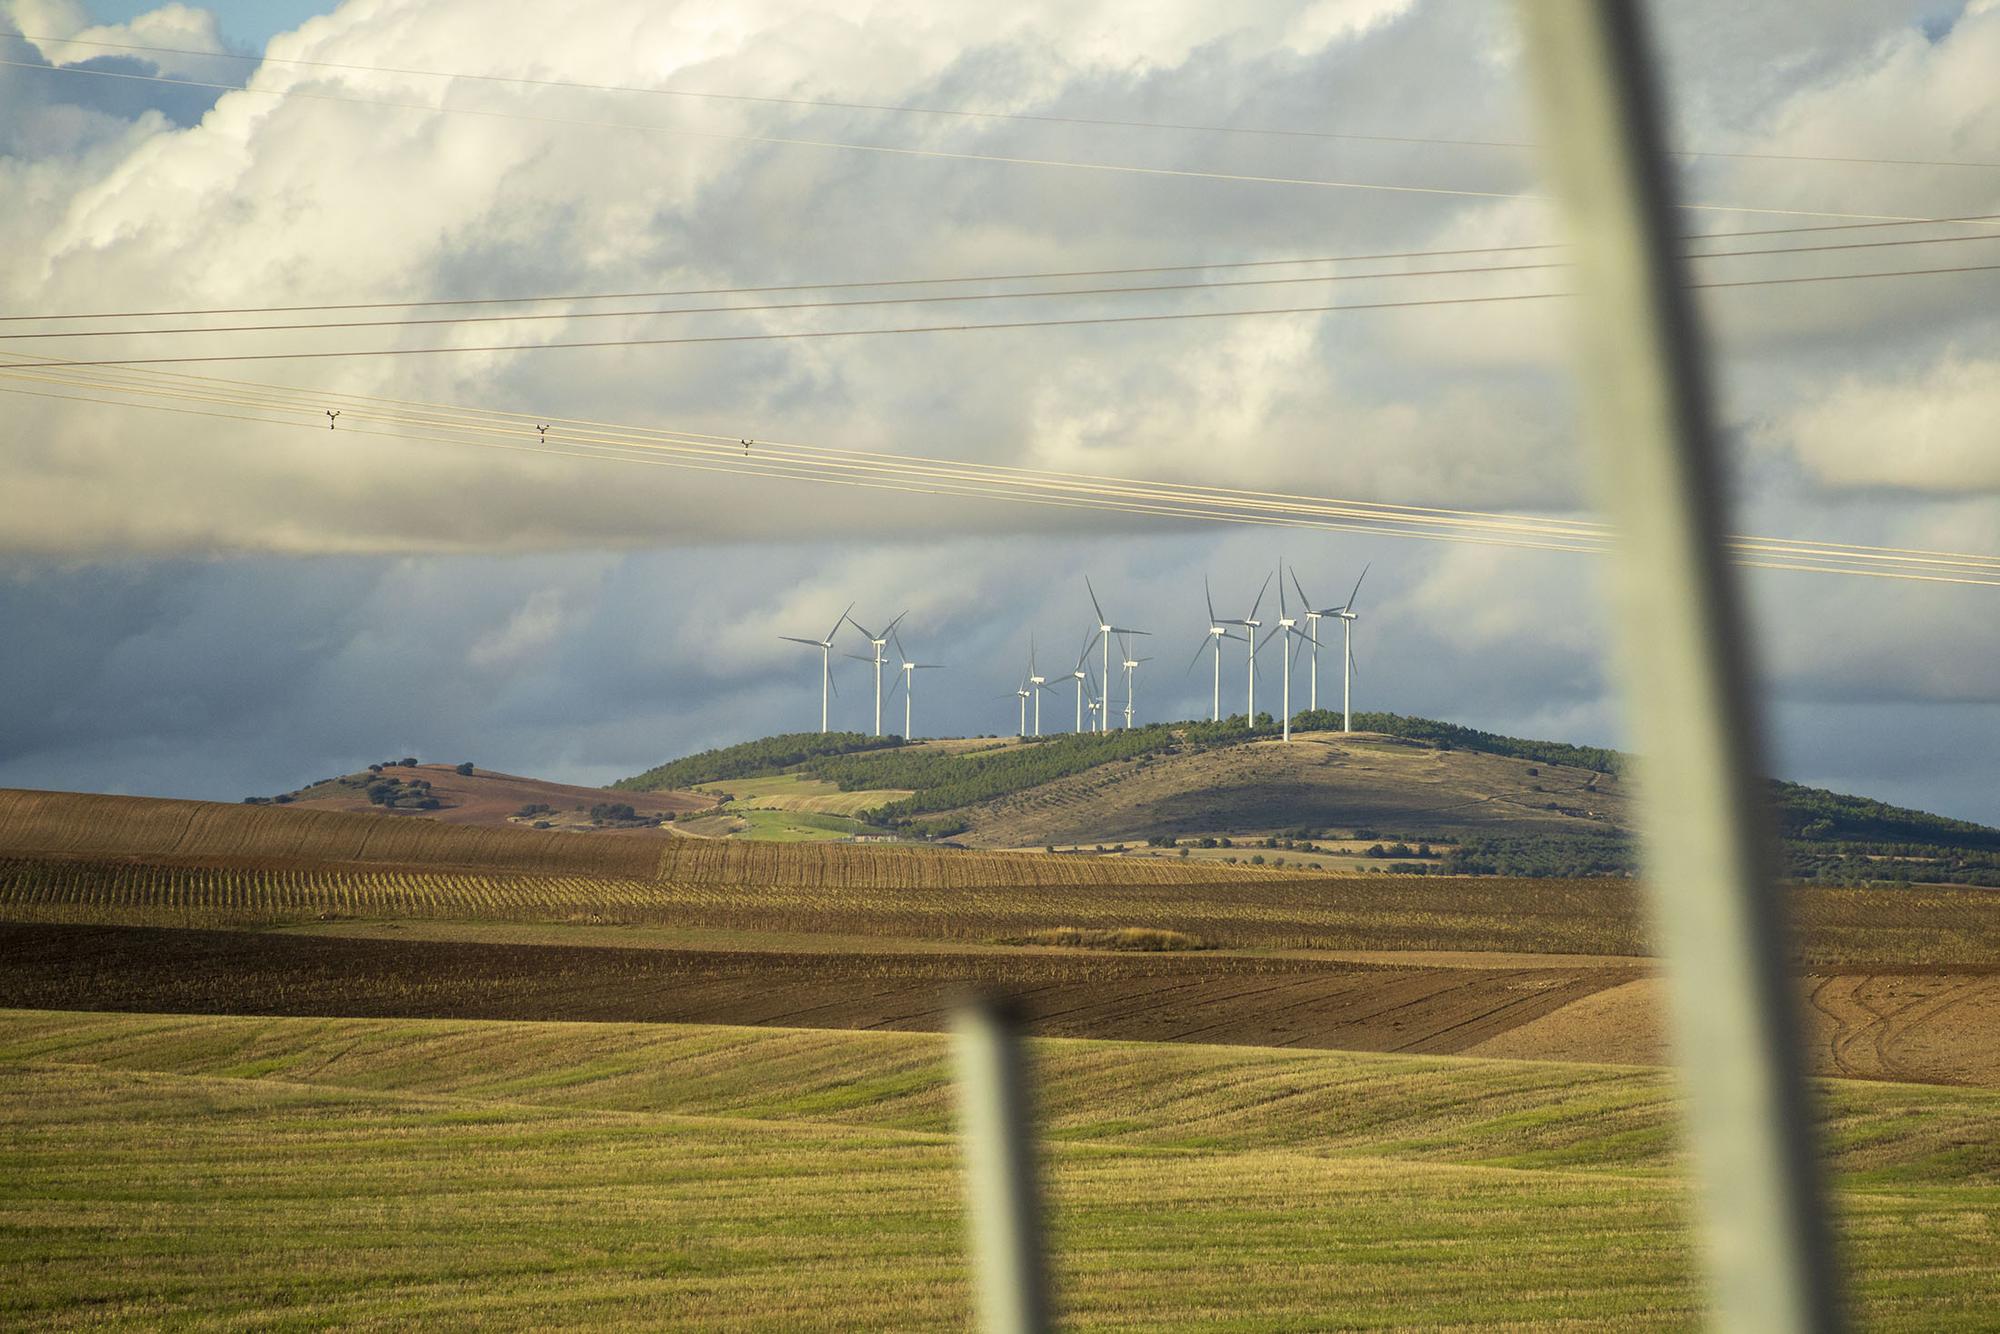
<box><xmin>9</xmin><ymin>921</ymin><xmax>1993</xmax><ymax>1086</ymax></box>
<box><xmin>1470</xmin><ymin>971</ymin><xmax>2000</xmax><ymax>1087</ymax></box>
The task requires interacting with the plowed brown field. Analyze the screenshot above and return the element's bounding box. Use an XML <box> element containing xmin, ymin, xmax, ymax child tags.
<box><xmin>7</xmin><ymin>921</ymin><xmax>1995</xmax><ymax>1085</ymax></box>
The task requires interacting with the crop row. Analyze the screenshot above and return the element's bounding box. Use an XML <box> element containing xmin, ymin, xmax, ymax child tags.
<box><xmin>648</xmin><ymin>838</ymin><xmax>1243</xmax><ymax>888</ymax></box>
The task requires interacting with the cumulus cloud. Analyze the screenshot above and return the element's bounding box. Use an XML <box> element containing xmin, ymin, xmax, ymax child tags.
<box><xmin>0</xmin><ymin>1</ymin><xmax>1995</xmax><ymax>822</ymax></box>
<box><xmin>1766</xmin><ymin>352</ymin><xmax>2000</xmax><ymax>492</ymax></box>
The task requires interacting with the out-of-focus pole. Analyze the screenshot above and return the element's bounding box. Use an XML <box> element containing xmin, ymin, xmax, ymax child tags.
<box><xmin>1513</xmin><ymin>4</ymin><xmax>1840</xmax><ymax>1331</ymax></box>
<box><xmin>954</xmin><ymin>998</ymin><xmax>1050</xmax><ymax>1334</ymax></box>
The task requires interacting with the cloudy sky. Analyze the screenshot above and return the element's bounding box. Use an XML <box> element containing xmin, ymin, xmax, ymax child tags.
<box><xmin>1</xmin><ymin>0</ymin><xmax>1996</xmax><ymax>822</ymax></box>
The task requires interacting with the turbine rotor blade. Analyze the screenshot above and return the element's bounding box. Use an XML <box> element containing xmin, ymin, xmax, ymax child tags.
<box><xmin>779</xmin><ymin>635</ymin><xmax>822</xmax><ymax>646</ymax></box>
<box><xmin>826</xmin><ymin>600</ymin><xmax>855</xmax><ymax>646</ymax></box>
<box><xmin>1246</xmin><ymin>571</ymin><xmax>1272</xmax><ymax>623</ymax></box>
<box><xmin>1085</xmin><ymin>577</ymin><xmax>1106</xmax><ymax>627</ymax></box>
<box><xmin>1346</xmin><ymin>563</ymin><xmax>1371</xmax><ymax>613</ymax></box>
<box><xmin>1204</xmin><ymin>575</ymin><xmax>1217</xmax><ymax>626</ymax></box>
<box><xmin>1290</xmin><ymin>566</ymin><xmax>1311</xmax><ymax>615</ymax></box>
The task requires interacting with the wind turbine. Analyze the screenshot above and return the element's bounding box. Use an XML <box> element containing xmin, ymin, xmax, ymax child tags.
<box><xmin>1026</xmin><ymin>635</ymin><xmax>1054</xmax><ymax>737</ymax></box>
<box><xmin>843</xmin><ymin>610</ymin><xmax>907</xmax><ymax>738</ymax></box>
<box><xmin>1215</xmin><ymin>572</ymin><xmax>1272</xmax><ymax>725</ymax></box>
<box><xmin>1290</xmin><ymin>567</ymin><xmax>1346</xmax><ymax>714</ymax></box>
<box><xmin>1009</xmin><ymin>679</ymin><xmax>1031</xmax><ymax>737</ymax></box>
<box><xmin>1333</xmin><ymin>564</ymin><xmax>1370</xmax><ymax>733</ymax></box>
<box><xmin>886</xmin><ymin>630</ymin><xmax>943</xmax><ymax>739</ymax></box>
<box><xmin>778</xmin><ymin>602</ymin><xmax>852</xmax><ymax>733</ymax></box>
<box><xmin>1256</xmin><ymin>570</ymin><xmax>1319</xmax><ymax>741</ymax></box>
<box><xmin>1119</xmin><ymin>636</ymin><xmax>1152</xmax><ymax>730</ymax></box>
<box><xmin>1083</xmin><ymin>578</ymin><xmax>1148</xmax><ymax>734</ymax></box>
<box><xmin>1188</xmin><ymin>576</ymin><xmax>1248</xmax><ymax>722</ymax></box>
<box><xmin>1068</xmin><ymin>632</ymin><xmax>1094</xmax><ymax>734</ymax></box>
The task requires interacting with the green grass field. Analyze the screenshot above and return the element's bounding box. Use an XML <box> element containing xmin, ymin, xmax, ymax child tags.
<box><xmin>3</xmin><ymin>1010</ymin><xmax>1995</xmax><ymax>1329</ymax></box>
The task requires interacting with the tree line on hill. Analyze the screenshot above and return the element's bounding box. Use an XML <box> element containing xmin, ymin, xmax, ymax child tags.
<box><xmin>612</xmin><ymin>732</ymin><xmax>903</xmax><ymax>792</ymax></box>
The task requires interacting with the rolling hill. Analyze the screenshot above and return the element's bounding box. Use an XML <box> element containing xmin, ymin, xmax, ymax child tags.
<box><xmin>256</xmin><ymin>761</ymin><xmax>714</xmax><ymax>834</ymax></box>
<box><xmin>615</xmin><ymin>714</ymin><xmax>2000</xmax><ymax>885</ymax></box>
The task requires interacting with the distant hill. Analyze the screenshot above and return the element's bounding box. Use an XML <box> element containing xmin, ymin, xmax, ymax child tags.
<box><xmin>618</xmin><ymin>713</ymin><xmax>2000</xmax><ymax>887</ymax></box>
<box><xmin>256</xmin><ymin>762</ymin><xmax>714</xmax><ymax>835</ymax></box>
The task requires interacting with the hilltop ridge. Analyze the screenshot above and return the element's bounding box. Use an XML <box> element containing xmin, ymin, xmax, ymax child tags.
<box><xmin>615</xmin><ymin>713</ymin><xmax>2000</xmax><ymax>886</ymax></box>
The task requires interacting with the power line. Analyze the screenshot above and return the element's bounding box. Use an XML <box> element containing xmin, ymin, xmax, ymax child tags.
<box><xmin>13</xmin><ymin>30</ymin><xmax>2000</xmax><ymax>172</ymax></box>
<box><xmin>11</xmin><ymin>218</ymin><xmax>1998</xmax><ymax>324</ymax></box>
<box><xmin>9</xmin><ymin>230</ymin><xmax>2000</xmax><ymax>341</ymax></box>
<box><xmin>3</xmin><ymin>56</ymin><xmax>1989</xmax><ymax>228</ymax></box>
<box><xmin>15</xmin><ymin>258</ymin><xmax>2000</xmax><ymax>368</ymax></box>
<box><xmin>5</xmin><ymin>353</ymin><xmax>1996</xmax><ymax>586</ymax></box>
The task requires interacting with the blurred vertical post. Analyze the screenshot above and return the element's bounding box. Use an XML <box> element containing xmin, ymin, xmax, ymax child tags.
<box><xmin>1513</xmin><ymin>4</ymin><xmax>1840</xmax><ymax>1331</ymax></box>
<box><xmin>955</xmin><ymin>997</ymin><xmax>1050</xmax><ymax>1334</ymax></box>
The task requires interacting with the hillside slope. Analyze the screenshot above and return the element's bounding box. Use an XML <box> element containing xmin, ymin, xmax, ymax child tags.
<box><xmin>618</xmin><ymin>714</ymin><xmax>2000</xmax><ymax>884</ymax></box>
<box><xmin>271</xmin><ymin>763</ymin><xmax>711</xmax><ymax>832</ymax></box>
<box><xmin>945</xmin><ymin>729</ymin><xmax>1625</xmax><ymax>848</ymax></box>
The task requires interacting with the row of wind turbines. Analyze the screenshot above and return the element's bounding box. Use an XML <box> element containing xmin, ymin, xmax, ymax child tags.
<box><xmin>779</xmin><ymin>564</ymin><xmax>1371</xmax><ymax>741</ymax></box>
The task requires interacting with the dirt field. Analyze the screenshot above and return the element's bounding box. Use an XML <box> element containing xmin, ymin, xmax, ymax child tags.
<box><xmin>0</xmin><ymin>787</ymin><xmax>672</xmax><ymax>876</ymax></box>
<box><xmin>947</xmin><ymin>730</ymin><xmax>1628</xmax><ymax>847</ymax></box>
<box><xmin>1468</xmin><ymin>970</ymin><xmax>2000</xmax><ymax>1087</ymax></box>
<box><xmin>8</xmin><ymin>920</ymin><xmax>1995</xmax><ymax>1086</ymax></box>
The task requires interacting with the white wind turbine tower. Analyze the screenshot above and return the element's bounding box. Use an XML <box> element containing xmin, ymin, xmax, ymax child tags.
<box><xmin>886</xmin><ymin>630</ymin><xmax>943</xmax><ymax>739</ymax></box>
<box><xmin>1119</xmin><ymin>636</ymin><xmax>1152</xmax><ymax>730</ymax></box>
<box><xmin>778</xmin><ymin>601</ymin><xmax>852</xmax><ymax>733</ymax></box>
<box><xmin>1256</xmin><ymin>570</ymin><xmax>1319</xmax><ymax>741</ymax></box>
<box><xmin>842</xmin><ymin>610</ymin><xmax>907</xmax><ymax>738</ymax></box>
<box><xmin>1067</xmin><ymin>633</ymin><xmax>1093</xmax><ymax>734</ymax></box>
<box><xmin>1026</xmin><ymin>635</ymin><xmax>1054</xmax><ymax>737</ymax></box>
<box><xmin>1188</xmin><ymin>576</ymin><xmax>1249</xmax><ymax>722</ymax></box>
<box><xmin>1083</xmin><ymin>578</ymin><xmax>1148</xmax><ymax>734</ymax></box>
<box><xmin>1333</xmin><ymin>564</ymin><xmax>1370</xmax><ymax>733</ymax></box>
<box><xmin>1290</xmin><ymin>567</ymin><xmax>1346</xmax><ymax>714</ymax></box>
<box><xmin>1009</xmin><ymin>678</ymin><xmax>1031</xmax><ymax>737</ymax></box>
<box><xmin>1215</xmin><ymin>572</ymin><xmax>1272</xmax><ymax>726</ymax></box>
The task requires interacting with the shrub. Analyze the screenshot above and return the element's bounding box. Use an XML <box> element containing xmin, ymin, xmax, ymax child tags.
<box><xmin>455</xmin><ymin>762</ymin><xmax>475</xmax><ymax>776</ymax></box>
<box><xmin>1001</xmin><ymin>927</ymin><xmax>1213</xmax><ymax>952</ymax></box>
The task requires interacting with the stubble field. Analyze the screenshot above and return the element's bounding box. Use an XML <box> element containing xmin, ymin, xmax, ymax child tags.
<box><xmin>3</xmin><ymin>1009</ymin><xmax>1998</xmax><ymax>1330</ymax></box>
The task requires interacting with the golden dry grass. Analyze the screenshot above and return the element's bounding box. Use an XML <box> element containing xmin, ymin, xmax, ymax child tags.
<box><xmin>2</xmin><ymin>1009</ymin><xmax>1996</xmax><ymax>1329</ymax></box>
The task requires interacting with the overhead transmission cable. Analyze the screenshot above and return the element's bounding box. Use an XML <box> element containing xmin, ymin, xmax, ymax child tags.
<box><xmin>9</xmin><ymin>230</ymin><xmax>2000</xmax><ymax>342</ymax></box>
<box><xmin>14</xmin><ymin>256</ymin><xmax>2000</xmax><ymax>368</ymax></box>
<box><xmin>4</xmin><ymin>56</ymin><xmax>1994</xmax><ymax>229</ymax></box>
<box><xmin>8</xmin><ymin>214</ymin><xmax>1997</xmax><ymax>324</ymax></box>
<box><xmin>4</xmin><ymin>352</ymin><xmax>1996</xmax><ymax>587</ymax></box>
<box><xmin>12</xmin><ymin>30</ymin><xmax>2000</xmax><ymax>172</ymax></box>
